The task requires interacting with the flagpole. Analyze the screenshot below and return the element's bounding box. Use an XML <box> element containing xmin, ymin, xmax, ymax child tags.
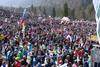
<box><xmin>21</xmin><ymin>5</ymin><xmax>32</xmax><ymax>39</ymax></box>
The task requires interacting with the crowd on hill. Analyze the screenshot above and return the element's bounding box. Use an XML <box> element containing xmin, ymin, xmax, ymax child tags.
<box><xmin>0</xmin><ymin>9</ymin><xmax>98</xmax><ymax>67</ymax></box>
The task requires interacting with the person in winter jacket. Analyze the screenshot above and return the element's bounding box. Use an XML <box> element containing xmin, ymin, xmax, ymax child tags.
<box><xmin>14</xmin><ymin>47</ymin><xmax>19</xmax><ymax>54</ymax></box>
<box><xmin>21</xmin><ymin>56</ymin><xmax>28</xmax><ymax>66</ymax></box>
<box><xmin>6</xmin><ymin>48</ymin><xmax>12</xmax><ymax>67</ymax></box>
<box><xmin>83</xmin><ymin>58</ymin><xmax>89</xmax><ymax>67</ymax></box>
<box><xmin>75</xmin><ymin>48</ymin><xmax>78</xmax><ymax>56</ymax></box>
<box><xmin>15</xmin><ymin>57</ymin><xmax>22</xmax><ymax>67</ymax></box>
<box><xmin>17</xmin><ymin>49</ymin><xmax>23</xmax><ymax>60</ymax></box>
<box><xmin>1</xmin><ymin>61</ymin><xmax>7</xmax><ymax>67</ymax></box>
<box><xmin>45</xmin><ymin>59</ymin><xmax>52</xmax><ymax>67</ymax></box>
<box><xmin>36</xmin><ymin>59</ymin><xmax>41</xmax><ymax>67</ymax></box>
<box><xmin>33</xmin><ymin>55</ymin><xmax>37</xmax><ymax>67</ymax></box>
<box><xmin>23</xmin><ymin>45</ymin><xmax>28</xmax><ymax>56</ymax></box>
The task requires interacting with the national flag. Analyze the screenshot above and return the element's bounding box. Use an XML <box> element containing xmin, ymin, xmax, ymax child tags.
<box><xmin>60</xmin><ymin>21</ymin><xmax>63</xmax><ymax>24</ymax></box>
<box><xmin>66</xmin><ymin>35</ymin><xmax>72</xmax><ymax>42</ymax></box>
<box><xmin>10</xmin><ymin>14</ymin><xmax>13</xmax><ymax>18</ymax></box>
<box><xmin>22</xmin><ymin>23</ymin><xmax>25</xmax><ymax>38</ymax></box>
<box><xmin>48</xmin><ymin>16</ymin><xmax>51</xmax><ymax>18</ymax></box>
<box><xmin>80</xmin><ymin>19</ymin><xmax>84</xmax><ymax>23</ymax></box>
<box><xmin>21</xmin><ymin>9</ymin><xmax>26</xmax><ymax>25</ymax></box>
<box><xmin>4</xmin><ymin>18</ymin><xmax>7</xmax><ymax>22</ymax></box>
<box><xmin>3</xmin><ymin>43</ymin><xmax>6</xmax><ymax>48</ymax></box>
<box><xmin>76</xmin><ymin>23</ymin><xmax>78</xmax><ymax>27</ymax></box>
<box><xmin>86</xmin><ymin>40</ymin><xmax>89</xmax><ymax>44</ymax></box>
<box><xmin>64</xmin><ymin>21</ymin><xmax>68</xmax><ymax>25</ymax></box>
<box><xmin>85</xmin><ymin>20</ymin><xmax>88</xmax><ymax>23</ymax></box>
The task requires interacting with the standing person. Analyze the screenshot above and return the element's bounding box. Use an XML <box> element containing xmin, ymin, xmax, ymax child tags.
<box><xmin>78</xmin><ymin>57</ymin><xmax>83</xmax><ymax>66</ymax></box>
<box><xmin>41</xmin><ymin>50</ymin><xmax>45</xmax><ymax>64</ymax></box>
<box><xmin>72</xmin><ymin>60</ymin><xmax>78</xmax><ymax>67</ymax></box>
<box><xmin>15</xmin><ymin>57</ymin><xmax>22</xmax><ymax>67</ymax></box>
<box><xmin>45</xmin><ymin>59</ymin><xmax>52</xmax><ymax>67</ymax></box>
<box><xmin>0</xmin><ymin>58</ymin><xmax>3</xmax><ymax>66</ymax></box>
<box><xmin>23</xmin><ymin>45</ymin><xmax>28</xmax><ymax>57</ymax></box>
<box><xmin>36</xmin><ymin>59</ymin><xmax>41</xmax><ymax>67</ymax></box>
<box><xmin>1</xmin><ymin>61</ymin><xmax>7</xmax><ymax>67</ymax></box>
<box><xmin>21</xmin><ymin>56</ymin><xmax>28</xmax><ymax>66</ymax></box>
<box><xmin>84</xmin><ymin>58</ymin><xmax>89</xmax><ymax>67</ymax></box>
<box><xmin>33</xmin><ymin>55</ymin><xmax>37</xmax><ymax>67</ymax></box>
<box><xmin>6</xmin><ymin>48</ymin><xmax>12</xmax><ymax>67</ymax></box>
<box><xmin>70</xmin><ymin>50</ymin><xmax>74</xmax><ymax>63</ymax></box>
<box><xmin>17</xmin><ymin>49</ymin><xmax>23</xmax><ymax>60</ymax></box>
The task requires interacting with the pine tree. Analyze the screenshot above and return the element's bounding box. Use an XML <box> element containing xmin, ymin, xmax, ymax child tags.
<box><xmin>43</xmin><ymin>7</ymin><xmax>46</xmax><ymax>16</ymax></box>
<box><xmin>31</xmin><ymin>5</ymin><xmax>34</xmax><ymax>12</ymax></box>
<box><xmin>81</xmin><ymin>9</ymin><xmax>85</xmax><ymax>19</ymax></box>
<box><xmin>51</xmin><ymin>7</ymin><xmax>56</xmax><ymax>18</ymax></box>
<box><xmin>39</xmin><ymin>6</ymin><xmax>42</xmax><ymax>11</ymax></box>
<box><xmin>34</xmin><ymin>7</ymin><xmax>36</xmax><ymax>15</ymax></box>
<box><xmin>71</xmin><ymin>8</ymin><xmax>75</xmax><ymax>20</ymax></box>
<box><xmin>62</xmin><ymin>2</ymin><xmax>68</xmax><ymax>17</ymax></box>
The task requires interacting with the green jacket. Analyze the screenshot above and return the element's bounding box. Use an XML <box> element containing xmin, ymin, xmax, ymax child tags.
<box><xmin>17</xmin><ymin>51</ymin><xmax>23</xmax><ymax>60</ymax></box>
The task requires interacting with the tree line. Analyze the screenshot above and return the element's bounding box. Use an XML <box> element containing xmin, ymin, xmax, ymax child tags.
<box><xmin>0</xmin><ymin>2</ymin><xmax>95</xmax><ymax>21</ymax></box>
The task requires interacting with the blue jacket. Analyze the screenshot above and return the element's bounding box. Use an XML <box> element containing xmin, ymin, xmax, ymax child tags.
<box><xmin>14</xmin><ymin>49</ymin><xmax>18</xmax><ymax>53</ymax></box>
<box><xmin>6</xmin><ymin>51</ymin><xmax>12</xmax><ymax>60</ymax></box>
<box><xmin>33</xmin><ymin>58</ymin><xmax>37</xmax><ymax>67</ymax></box>
<box><xmin>1</xmin><ymin>64</ymin><xmax>6</xmax><ymax>67</ymax></box>
<box><xmin>23</xmin><ymin>48</ymin><xmax>28</xmax><ymax>56</ymax></box>
<box><xmin>36</xmin><ymin>62</ymin><xmax>41</xmax><ymax>67</ymax></box>
<box><xmin>84</xmin><ymin>61</ymin><xmax>89</xmax><ymax>67</ymax></box>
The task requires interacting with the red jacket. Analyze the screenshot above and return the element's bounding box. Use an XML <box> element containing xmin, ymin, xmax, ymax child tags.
<box><xmin>15</xmin><ymin>61</ymin><xmax>22</xmax><ymax>67</ymax></box>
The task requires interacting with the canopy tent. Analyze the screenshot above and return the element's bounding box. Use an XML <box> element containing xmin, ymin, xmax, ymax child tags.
<box><xmin>61</xmin><ymin>17</ymin><xmax>70</xmax><ymax>22</ymax></box>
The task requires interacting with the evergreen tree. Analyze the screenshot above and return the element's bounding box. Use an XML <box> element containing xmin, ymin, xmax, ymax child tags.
<box><xmin>51</xmin><ymin>7</ymin><xmax>56</xmax><ymax>18</ymax></box>
<box><xmin>34</xmin><ymin>7</ymin><xmax>36</xmax><ymax>15</ymax></box>
<box><xmin>43</xmin><ymin>7</ymin><xmax>46</xmax><ymax>16</ymax></box>
<box><xmin>39</xmin><ymin>6</ymin><xmax>42</xmax><ymax>11</ymax></box>
<box><xmin>81</xmin><ymin>9</ymin><xmax>85</xmax><ymax>19</ymax></box>
<box><xmin>62</xmin><ymin>2</ymin><xmax>68</xmax><ymax>17</ymax></box>
<box><xmin>71</xmin><ymin>8</ymin><xmax>75</xmax><ymax>19</ymax></box>
<box><xmin>31</xmin><ymin>5</ymin><xmax>34</xmax><ymax>12</ymax></box>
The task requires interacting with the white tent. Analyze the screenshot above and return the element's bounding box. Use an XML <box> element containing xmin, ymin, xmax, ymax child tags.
<box><xmin>62</xmin><ymin>17</ymin><xmax>70</xmax><ymax>22</ymax></box>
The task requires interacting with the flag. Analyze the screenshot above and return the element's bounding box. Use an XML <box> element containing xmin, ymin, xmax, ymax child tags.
<box><xmin>93</xmin><ymin>0</ymin><xmax>100</xmax><ymax>44</ymax></box>
<box><xmin>85</xmin><ymin>20</ymin><xmax>88</xmax><ymax>23</ymax></box>
<box><xmin>22</xmin><ymin>23</ymin><xmax>25</xmax><ymax>38</ymax></box>
<box><xmin>76</xmin><ymin>23</ymin><xmax>78</xmax><ymax>27</ymax></box>
<box><xmin>86</xmin><ymin>40</ymin><xmax>89</xmax><ymax>44</ymax></box>
<box><xmin>80</xmin><ymin>19</ymin><xmax>84</xmax><ymax>23</ymax></box>
<box><xmin>4</xmin><ymin>18</ymin><xmax>7</xmax><ymax>22</ymax></box>
<box><xmin>21</xmin><ymin>9</ymin><xmax>26</xmax><ymax>25</ymax></box>
<box><xmin>10</xmin><ymin>14</ymin><xmax>13</xmax><ymax>18</ymax></box>
<box><xmin>66</xmin><ymin>35</ymin><xmax>72</xmax><ymax>42</ymax></box>
<box><xmin>3</xmin><ymin>43</ymin><xmax>6</xmax><ymax>48</ymax></box>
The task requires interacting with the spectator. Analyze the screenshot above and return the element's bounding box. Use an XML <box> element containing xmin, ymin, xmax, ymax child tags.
<box><xmin>45</xmin><ymin>59</ymin><xmax>52</xmax><ymax>67</ymax></box>
<box><xmin>1</xmin><ymin>61</ymin><xmax>7</xmax><ymax>67</ymax></box>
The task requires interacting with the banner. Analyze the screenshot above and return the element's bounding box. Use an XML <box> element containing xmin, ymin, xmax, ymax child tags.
<box><xmin>91</xmin><ymin>35</ymin><xmax>98</xmax><ymax>40</ymax></box>
<box><xmin>0</xmin><ymin>35</ymin><xmax>4</xmax><ymax>39</ymax></box>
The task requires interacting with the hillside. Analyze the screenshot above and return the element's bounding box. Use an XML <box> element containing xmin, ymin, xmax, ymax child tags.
<box><xmin>0</xmin><ymin>0</ymin><xmax>92</xmax><ymax>8</ymax></box>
